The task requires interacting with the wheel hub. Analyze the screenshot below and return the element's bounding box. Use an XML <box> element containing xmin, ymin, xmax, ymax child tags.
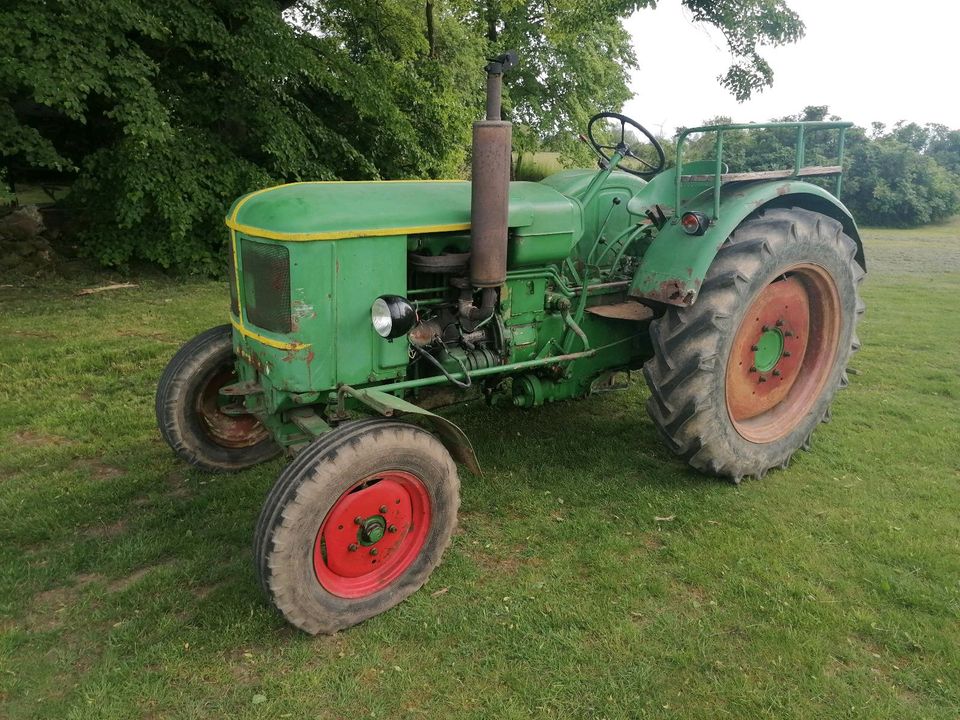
<box><xmin>196</xmin><ymin>367</ymin><xmax>270</xmax><ymax>448</ymax></box>
<box><xmin>725</xmin><ymin>266</ymin><xmax>841</xmax><ymax>444</ymax></box>
<box><xmin>753</xmin><ymin>328</ymin><xmax>784</xmax><ymax>373</ymax></box>
<box><xmin>313</xmin><ymin>472</ymin><xmax>431</xmax><ymax>598</ymax></box>
<box><xmin>358</xmin><ymin>516</ymin><xmax>386</xmax><ymax>546</ymax></box>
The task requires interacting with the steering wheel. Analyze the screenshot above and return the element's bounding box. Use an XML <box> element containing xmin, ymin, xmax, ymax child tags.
<box><xmin>586</xmin><ymin>112</ymin><xmax>665</xmax><ymax>178</ymax></box>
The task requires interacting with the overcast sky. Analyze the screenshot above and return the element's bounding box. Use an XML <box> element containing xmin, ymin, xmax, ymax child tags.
<box><xmin>621</xmin><ymin>0</ymin><xmax>957</xmax><ymax>135</ymax></box>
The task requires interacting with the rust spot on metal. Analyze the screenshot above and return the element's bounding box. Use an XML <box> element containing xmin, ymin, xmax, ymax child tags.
<box><xmin>585</xmin><ymin>302</ymin><xmax>654</xmax><ymax>322</ymax></box>
<box><xmin>237</xmin><ymin>346</ymin><xmax>268</xmax><ymax>373</ymax></box>
<box><xmin>648</xmin><ymin>279</ymin><xmax>687</xmax><ymax>303</ymax></box>
<box><xmin>408</xmin><ymin>320</ymin><xmax>442</xmax><ymax>347</ymax></box>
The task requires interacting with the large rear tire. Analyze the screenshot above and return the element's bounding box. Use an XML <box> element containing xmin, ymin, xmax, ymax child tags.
<box><xmin>254</xmin><ymin>420</ymin><xmax>459</xmax><ymax>635</ymax></box>
<box><xmin>156</xmin><ymin>325</ymin><xmax>279</xmax><ymax>472</ymax></box>
<box><xmin>643</xmin><ymin>208</ymin><xmax>865</xmax><ymax>482</ymax></box>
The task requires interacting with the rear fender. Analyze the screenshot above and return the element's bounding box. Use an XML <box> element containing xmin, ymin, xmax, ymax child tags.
<box><xmin>628</xmin><ymin>181</ymin><xmax>864</xmax><ymax>306</ymax></box>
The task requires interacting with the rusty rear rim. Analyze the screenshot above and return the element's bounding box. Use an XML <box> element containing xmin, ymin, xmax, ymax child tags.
<box><xmin>313</xmin><ymin>471</ymin><xmax>431</xmax><ymax>599</ymax></box>
<box><xmin>725</xmin><ymin>264</ymin><xmax>841</xmax><ymax>444</ymax></box>
<box><xmin>195</xmin><ymin>366</ymin><xmax>270</xmax><ymax>448</ymax></box>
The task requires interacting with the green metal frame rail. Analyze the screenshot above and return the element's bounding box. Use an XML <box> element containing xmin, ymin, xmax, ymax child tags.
<box><xmin>674</xmin><ymin>121</ymin><xmax>853</xmax><ymax>220</ymax></box>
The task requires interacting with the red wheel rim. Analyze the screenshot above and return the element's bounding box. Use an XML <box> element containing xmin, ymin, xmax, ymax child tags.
<box><xmin>195</xmin><ymin>367</ymin><xmax>269</xmax><ymax>448</ymax></box>
<box><xmin>725</xmin><ymin>264</ymin><xmax>841</xmax><ymax>443</ymax></box>
<box><xmin>313</xmin><ymin>471</ymin><xmax>431</xmax><ymax>599</ymax></box>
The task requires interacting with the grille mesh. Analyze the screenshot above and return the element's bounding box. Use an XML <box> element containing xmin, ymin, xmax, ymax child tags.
<box><xmin>241</xmin><ymin>240</ymin><xmax>292</xmax><ymax>333</ymax></box>
<box><xmin>227</xmin><ymin>240</ymin><xmax>240</xmax><ymax>317</ymax></box>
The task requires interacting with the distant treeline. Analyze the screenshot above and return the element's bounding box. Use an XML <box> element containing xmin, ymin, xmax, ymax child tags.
<box><xmin>667</xmin><ymin>107</ymin><xmax>960</xmax><ymax>228</ymax></box>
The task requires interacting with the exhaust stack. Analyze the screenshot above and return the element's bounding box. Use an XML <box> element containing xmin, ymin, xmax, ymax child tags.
<box><xmin>468</xmin><ymin>51</ymin><xmax>517</xmax><ymax>297</ymax></box>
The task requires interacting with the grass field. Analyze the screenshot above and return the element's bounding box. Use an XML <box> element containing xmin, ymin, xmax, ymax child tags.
<box><xmin>1</xmin><ymin>219</ymin><xmax>958</xmax><ymax>719</ymax></box>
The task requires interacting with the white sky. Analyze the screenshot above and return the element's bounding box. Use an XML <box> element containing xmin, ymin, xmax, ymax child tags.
<box><xmin>622</xmin><ymin>0</ymin><xmax>958</xmax><ymax>135</ymax></box>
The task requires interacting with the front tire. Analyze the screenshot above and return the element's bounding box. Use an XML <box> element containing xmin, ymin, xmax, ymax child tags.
<box><xmin>156</xmin><ymin>325</ymin><xmax>279</xmax><ymax>472</ymax></box>
<box><xmin>643</xmin><ymin>208</ymin><xmax>865</xmax><ymax>482</ymax></box>
<box><xmin>254</xmin><ymin>420</ymin><xmax>460</xmax><ymax>635</ymax></box>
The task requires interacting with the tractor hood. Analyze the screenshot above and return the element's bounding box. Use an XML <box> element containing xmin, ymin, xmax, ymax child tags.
<box><xmin>225</xmin><ymin>180</ymin><xmax>580</xmax><ymax>241</ymax></box>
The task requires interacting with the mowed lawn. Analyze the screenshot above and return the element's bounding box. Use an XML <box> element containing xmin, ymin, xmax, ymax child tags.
<box><xmin>1</xmin><ymin>219</ymin><xmax>958</xmax><ymax>719</ymax></box>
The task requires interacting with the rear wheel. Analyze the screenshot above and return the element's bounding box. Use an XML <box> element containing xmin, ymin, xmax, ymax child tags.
<box><xmin>254</xmin><ymin>420</ymin><xmax>459</xmax><ymax>635</ymax></box>
<box><xmin>156</xmin><ymin>325</ymin><xmax>279</xmax><ymax>472</ymax></box>
<box><xmin>643</xmin><ymin>208</ymin><xmax>865</xmax><ymax>482</ymax></box>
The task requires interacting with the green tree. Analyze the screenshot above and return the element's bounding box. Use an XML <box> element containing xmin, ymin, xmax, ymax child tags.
<box><xmin>1</xmin><ymin>0</ymin><xmax>806</xmax><ymax>271</ymax></box>
<box><xmin>843</xmin><ymin>132</ymin><xmax>960</xmax><ymax>227</ymax></box>
<box><xmin>1</xmin><ymin>0</ymin><xmax>482</xmax><ymax>271</ymax></box>
<box><xmin>926</xmin><ymin>124</ymin><xmax>960</xmax><ymax>176</ymax></box>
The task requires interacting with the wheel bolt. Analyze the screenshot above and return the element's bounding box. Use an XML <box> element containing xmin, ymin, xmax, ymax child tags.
<box><xmin>758</xmin><ymin>376</ymin><xmax>767</xmax><ymax>383</ymax></box>
<box><xmin>749</xmin><ymin>366</ymin><xmax>757</xmax><ymax>373</ymax></box>
<box><xmin>776</xmin><ymin>319</ymin><xmax>784</xmax><ymax>327</ymax></box>
<box><xmin>772</xmin><ymin>369</ymin><xmax>782</xmax><ymax>377</ymax></box>
<box><xmin>784</xmin><ymin>330</ymin><xmax>794</xmax><ymax>337</ymax></box>
<box><xmin>762</xmin><ymin>325</ymin><xmax>770</xmax><ymax>332</ymax></box>
<box><xmin>348</xmin><ymin>543</ymin><xmax>358</xmax><ymax>552</ymax></box>
<box><xmin>354</xmin><ymin>516</ymin><xmax>363</xmax><ymax>525</ymax></box>
<box><xmin>370</xmin><ymin>548</ymin><xmax>379</xmax><ymax>556</ymax></box>
<box><xmin>379</xmin><ymin>505</ymin><xmax>388</xmax><ymax>514</ymax></box>
<box><xmin>750</xmin><ymin>345</ymin><xmax>759</xmax><ymax>352</ymax></box>
<box><xmin>388</xmin><ymin>525</ymin><xmax>398</xmax><ymax>533</ymax></box>
<box><xmin>783</xmin><ymin>351</ymin><xmax>791</xmax><ymax>358</ymax></box>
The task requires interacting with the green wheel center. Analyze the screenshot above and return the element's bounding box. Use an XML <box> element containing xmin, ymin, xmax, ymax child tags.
<box><xmin>358</xmin><ymin>516</ymin><xmax>386</xmax><ymax>546</ymax></box>
<box><xmin>754</xmin><ymin>329</ymin><xmax>784</xmax><ymax>373</ymax></box>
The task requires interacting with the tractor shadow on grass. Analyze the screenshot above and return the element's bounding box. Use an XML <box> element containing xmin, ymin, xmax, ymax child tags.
<box><xmin>444</xmin><ymin>381</ymin><xmax>721</xmax><ymax>507</ymax></box>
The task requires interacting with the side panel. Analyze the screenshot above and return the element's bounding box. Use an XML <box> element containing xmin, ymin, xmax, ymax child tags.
<box><xmin>334</xmin><ymin>235</ymin><xmax>409</xmax><ymax>384</ymax></box>
<box><xmin>629</xmin><ymin>181</ymin><xmax>864</xmax><ymax>306</ymax></box>
<box><xmin>232</xmin><ymin>233</ymin><xmax>408</xmax><ymax>398</ymax></box>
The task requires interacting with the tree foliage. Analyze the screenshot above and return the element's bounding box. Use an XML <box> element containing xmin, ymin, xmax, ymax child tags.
<box><xmin>1</xmin><ymin>0</ymin><xmax>482</xmax><ymax>271</ymax></box>
<box><xmin>677</xmin><ymin>111</ymin><xmax>960</xmax><ymax>228</ymax></box>
<box><xmin>1</xmin><ymin>0</ymin><xmax>806</xmax><ymax>271</ymax></box>
<box><xmin>842</xmin><ymin>123</ymin><xmax>960</xmax><ymax>228</ymax></box>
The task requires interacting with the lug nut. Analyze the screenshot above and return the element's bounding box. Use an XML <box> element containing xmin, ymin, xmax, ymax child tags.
<box><xmin>784</xmin><ymin>331</ymin><xmax>793</xmax><ymax>337</ymax></box>
<box><xmin>388</xmin><ymin>525</ymin><xmax>398</xmax><ymax>533</ymax></box>
<box><xmin>379</xmin><ymin>505</ymin><xmax>388</xmax><ymax>514</ymax></box>
<box><xmin>354</xmin><ymin>516</ymin><xmax>363</xmax><ymax>525</ymax></box>
<box><xmin>370</xmin><ymin>548</ymin><xmax>379</xmax><ymax>556</ymax></box>
<box><xmin>749</xmin><ymin>366</ymin><xmax>757</xmax><ymax>373</ymax></box>
<box><xmin>772</xmin><ymin>369</ymin><xmax>782</xmax><ymax>377</ymax></box>
<box><xmin>783</xmin><ymin>351</ymin><xmax>791</xmax><ymax>358</ymax></box>
<box><xmin>758</xmin><ymin>376</ymin><xmax>767</xmax><ymax>383</ymax></box>
<box><xmin>761</xmin><ymin>325</ymin><xmax>770</xmax><ymax>332</ymax></box>
<box><xmin>776</xmin><ymin>319</ymin><xmax>784</xmax><ymax>327</ymax></box>
<box><xmin>750</xmin><ymin>345</ymin><xmax>759</xmax><ymax>352</ymax></box>
<box><xmin>348</xmin><ymin>543</ymin><xmax>358</xmax><ymax>552</ymax></box>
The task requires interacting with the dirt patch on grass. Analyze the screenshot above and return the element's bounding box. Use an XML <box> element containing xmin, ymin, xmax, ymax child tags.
<box><xmin>71</xmin><ymin>458</ymin><xmax>125</xmax><ymax>480</ymax></box>
<box><xmin>84</xmin><ymin>519</ymin><xmax>127</xmax><ymax>538</ymax></box>
<box><xmin>108</xmin><ymin>561</ymin><xmax>175</xmax><ymax>593</ymax></box>
<box><xmin>13</xmin><ymin>430</ymin><xmax>73</xmax><ymax>447</ymax></box>
<box><xmin>165</xmin><ymin>470</ymin><xmax>191</xmax><ymax>498</ymax></box>
<box><xmin>469</xmin><ymin>545</ymin><xmax>543</xmax><ymax>575</ymax></box>
<box><xmin>190</xmin><ymin>581</ymin><xmax>223</xmax><ymax>601</ymax></box>
<box><xmin>642</xmin><ymin>533</ymin><xmax>666</xmax><ymax>551</ymax></box>
<box><xmin>27</xmin><ymin>573</ymin><xmax>104</xmax><ymax>630</ymax></box>
<box><xmin>11</xmin><ymin>330</ymin><xmax>57</xmax><ymax>339</ymax></box>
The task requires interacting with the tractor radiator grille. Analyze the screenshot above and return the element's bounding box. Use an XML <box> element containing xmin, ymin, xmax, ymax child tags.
<box><xmin>240</xmin><ymin>239</ymin><xmax>292</xmax><ymax>333</ymax></box>
<box><xmin>227</xmin><ymin>241</ymin><xmax>240</xmax><ymax>317</ymax></box>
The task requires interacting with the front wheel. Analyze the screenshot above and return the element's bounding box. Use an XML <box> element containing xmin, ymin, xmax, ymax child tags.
<box><xmin>156</xmin><ymin>325</ymin><xmax>279</xmax><ymax>472</ymax></box>
<box><xmin>254</xmin><ymin>420</ymin><xmax>460</xmax><ymax>634</ymax></box>
<box><xmin>643</xmin><ymin>208</ymin><xmax>865</xmax><ymax>482</ymax></box>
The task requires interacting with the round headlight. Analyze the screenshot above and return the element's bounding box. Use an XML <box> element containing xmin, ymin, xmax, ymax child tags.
<box><xmin>371</xmin><ymin>295</ymin><xmax>416</xmax><ymax>339</ymax></box>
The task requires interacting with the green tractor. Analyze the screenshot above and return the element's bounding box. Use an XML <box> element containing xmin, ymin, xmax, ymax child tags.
<box><xmin>157</xmin><ymin>54</ymin><xmax>864</xmax><ymax>634</ymax></box>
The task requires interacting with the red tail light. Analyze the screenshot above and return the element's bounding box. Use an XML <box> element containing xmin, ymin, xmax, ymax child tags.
<box><xmin>681</xmin><ymin>211</ymin><xmax>709</xmax><ymax>236</ymax></box>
